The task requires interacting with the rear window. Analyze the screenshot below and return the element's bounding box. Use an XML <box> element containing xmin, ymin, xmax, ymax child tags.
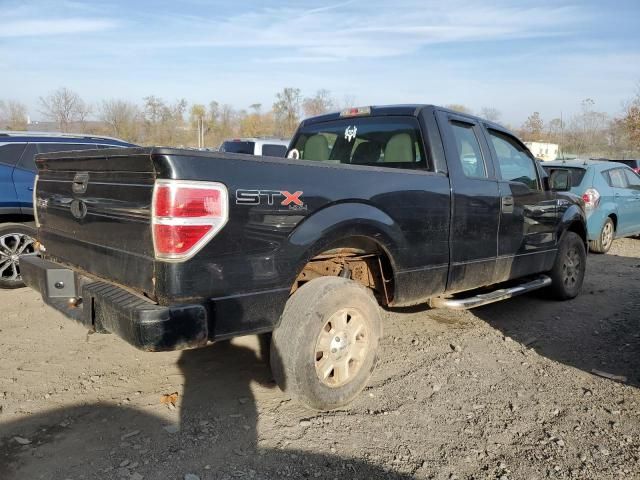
<box><xmin>543</xmin><ymin>166</ymin><xmax>586</xmax><ymax>187</ymax></box>
<box><xmin>262</xmin><ymin>144</ymin><xmax>287</xmax><ymax>157</ymax></box>
<box><xmin>220</xmin><ymin>141</ymin><xmax>255</xmax><ymax>154</ymax></box>
<box><xmin>288</xmin><ymin>116</ymin><xmax>427</xmax><ymax>169</ymax></box>
<box><xmin>0</xmin><ymin>143</ymin><xmax>27</xmax><ymax>167</ymax></box>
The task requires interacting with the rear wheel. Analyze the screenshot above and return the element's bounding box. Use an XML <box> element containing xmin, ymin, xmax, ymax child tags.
<box><xmin>270</xmin><ymin>276</ymin><xmax>382</xmax><ymax>410</ymax></box>
<box><xmin>589</xmin><ymin>217</ymin><xmax>614</xmax><ymax>254</ymax></box>
<box><xmin>0</xmin><ymin>223</ymin><xmax>36</xmax><ymax>289</ymax></box>
<box><xmin>548</xmin><ymin>231</ymin><xmax>586</xmax><ymax>300</ymax></box>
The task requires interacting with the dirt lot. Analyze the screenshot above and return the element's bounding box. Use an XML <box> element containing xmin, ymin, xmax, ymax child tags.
<box><xmin>1</xmin><ymin>239</ymin><xmax>639</xmax><ymax>480</ymax></box>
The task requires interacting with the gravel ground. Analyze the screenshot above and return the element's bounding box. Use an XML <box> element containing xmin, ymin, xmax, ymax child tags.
<box><xmin>1</xmin><ymin>238</ymin><xmax>639</xmax><ymax>480</ymax></box>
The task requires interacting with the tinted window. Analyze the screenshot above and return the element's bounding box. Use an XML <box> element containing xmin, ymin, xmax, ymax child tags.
<box><xmin>220</xmin><ymin>141</ymin><xmax>255</xmax><ymax>154</ymax></box>
<box><xmin>0</xmin><ymin>143</ymin><xmax>27</xmax><ymax>167</ymax></box>
<box><xmin>489</xmin><ymin>130</ymin><xmax>539</xmax><ymax>189</ymax></box>
<box><xmin>16</xmin><ymin>143</ymin><xmax>37</xmax><ymax>171</ymax></box>
<box><xmin>289</xmin><ymin>116</ymin><xmax>427</xmax><ymax>169</ymax></box>
<box><xmin>449</xmin><ymin>121</ymin><xmax>487</xmax><ymax>178</ymax></box>
<box><xmin>543</xmin><ymin>166</ymin><xmax>586</xmax><ymax>187</ymax></box>
<box><xmin>623</xmin><ymin>169</ymin><xmax>640</xmax><ymax>189</ymax></box>
<box><xmin>262</xmin><ymin>144</ymin><xmax>287</xmax><ymax>157</ymax></box>
<box><xmin>610</xmin><ymin>159</ymin><xmax>640</xmax><ymax>169</ymax></box>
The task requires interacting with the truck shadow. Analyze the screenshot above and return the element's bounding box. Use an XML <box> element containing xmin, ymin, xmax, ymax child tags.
<box><xmin>471</xmin><ymin>250</ymin><xmax>640</xmax><ymax>389</ymax></box>
<box><xmin>0</xmin><ymin>338</ymin><xmax>413</xmax><ymax>479</ymax></box>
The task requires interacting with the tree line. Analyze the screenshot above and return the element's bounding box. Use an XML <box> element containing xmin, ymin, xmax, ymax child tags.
<box><xmin>1</xmin><ymin>86</ymin><xmax>639</xmax><ymax>158</ymax></box>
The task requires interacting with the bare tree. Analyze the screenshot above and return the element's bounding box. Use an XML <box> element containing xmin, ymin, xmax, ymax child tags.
<box><xmin>39</xmin><ymin>87</ymin><xmax>90</xmax><ymax>132</ymax></box>
<box><xmin>479</xmin><ymin>107</ymin><xmax>501</xmax><ymax>123</ymax></box>
<box><xmin>302</xmin><ymin>89</ymin><xmax>334</xmax><ymax>117</ymax></box>
<box><xmin>521</xmin><ymin>112</ymin><xmax>544</xmax><ymax>141</ymax></box>
<box><xmin>0</xmin><ymin>100</ymin><xmax>28</xmax><ymax>130</ymax></box>
<box><xmin>100</xmin><ymin>99</ymin><xmax>139</xmax><ymax>141</ymax></box>
<box><xmin>273</xmin><ymin>87</ymin><xmax>301</xmax><ymax>136</ymax></box>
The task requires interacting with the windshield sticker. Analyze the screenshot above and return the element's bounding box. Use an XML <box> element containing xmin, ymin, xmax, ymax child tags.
<box><xmin>287</xmin><ymin>148</ymin><xmax>300</xmax><ymax>160</ymax></box>
<box><xmin>344</xmin><ymin>126</ymin><xmax>357</xmax><ymax>142</ymax></box>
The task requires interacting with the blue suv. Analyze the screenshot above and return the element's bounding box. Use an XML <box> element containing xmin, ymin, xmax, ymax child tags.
<box><xmin>0</xmin><ymin>131</ymin><xmax>134</xmax><ymax>288</ymax></box>
<box><xmin>544</xmin><ymin>159</ymin><xmax>640</xmax><ymax>253</ymax></box>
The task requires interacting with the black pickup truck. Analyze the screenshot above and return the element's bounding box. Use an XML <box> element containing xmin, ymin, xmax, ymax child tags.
<box><xmin>22</xmin><ymin>105</ymin><xmax>586</xmax><ymax>410</ymax></box>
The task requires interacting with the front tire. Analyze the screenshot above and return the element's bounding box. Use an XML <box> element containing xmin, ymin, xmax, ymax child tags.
<box><xmin>0</xmin><ymin>223</ymin><xmax>36</xmax><ymax>289</ymax></box>
<box><xmin>270</xmin><ymin>276</ymin><xmax>382</xmax><ymax>410</ymax></box>
<box><xmin>548</xmin><ymin>231</ymin><xmax>586</xmax><ymax>300</ymax></box>
<box><xmin>589</xmin><ymin>217</ymin><xmax>614</xmax><ymax>254</ymax></box>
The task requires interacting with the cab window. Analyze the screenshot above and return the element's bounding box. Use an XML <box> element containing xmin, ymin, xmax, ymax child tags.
<box><xmin>488</xmin><ymin>130</ymin><xmax>540</xmax><ymax>190</ymax></box>
<box><xmin>449</xmin><ymin>121</ymin><xmax>487</xmax><ymax>178</ymax></box>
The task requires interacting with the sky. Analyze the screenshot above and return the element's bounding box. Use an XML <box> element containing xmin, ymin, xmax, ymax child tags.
<box><xmin>2</xmin><ymin>0</ymin><xmax>640</xmax><ymax>126</ymax></box>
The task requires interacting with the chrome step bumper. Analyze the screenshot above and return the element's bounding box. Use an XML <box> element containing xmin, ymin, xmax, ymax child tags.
<box><xmin>431</xmin><ymin>275</ymin><xmax>552</xmax><ymax>310</ymax></box>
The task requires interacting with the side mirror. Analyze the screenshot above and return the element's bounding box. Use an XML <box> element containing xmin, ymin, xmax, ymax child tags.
<box><xmin>549</xmin><ymin>169</ymin><xmax>571</xmax><ymax>192</ymax></box>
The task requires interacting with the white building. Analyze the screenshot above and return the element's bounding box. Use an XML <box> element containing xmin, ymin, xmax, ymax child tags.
<box><xmin>524</xmin><ymin>141</ymin><xmax>559</xmax><ymax>161</ymax></box>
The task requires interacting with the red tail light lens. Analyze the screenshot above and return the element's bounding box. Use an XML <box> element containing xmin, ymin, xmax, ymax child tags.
<box><xmin>152</xmin><ymin>180</ymin><xmax>228</xmax><ymax>261</ymax></box>
<box><xmin>582</xmin><ymin>188</ymin><xmax>600</xmax><ymax>210</ymax></box>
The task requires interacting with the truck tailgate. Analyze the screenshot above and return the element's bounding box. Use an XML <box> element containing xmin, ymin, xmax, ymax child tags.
<box><xmin>35</xmin><ymin>148</ymin><xmax>157</xmax><ymax>296</ymax></box>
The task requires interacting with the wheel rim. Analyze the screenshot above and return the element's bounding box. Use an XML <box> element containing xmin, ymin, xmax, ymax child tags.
<box><xmin>602</xmin><ymin>222</ymin><xmax>613</xmax><ymax>249</ymax></box>
<box><xmin>561</xmin><ymin>246</ymin><xmax>581</xmax><ymax>289</ymax></box>
<box><xmin>314</xmin><ymin>308</ymin><xmax>369</xmax><ymax>388</ymax></box>
<box><xmin>0</xmin><ymin>233</ymin><xmax>35</xmax><ymax>283</ymax></box>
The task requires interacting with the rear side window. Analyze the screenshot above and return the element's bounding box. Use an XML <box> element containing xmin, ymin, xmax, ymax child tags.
<box><xmin>449</xmin><ymin>121</ymin><xmax>487</xmax><ymax>178</ymax></box>
<box><xmin>0</xmin><ymin>143</ymin><xmax>27</xmax><ymax>167</ymax></box>
<box><xmin>488</xmin><ymin>130</ymin><xmax>539</xmax><ymax>190</ymax></box>
<box><xmin>262</xmin><ymin>144</ymin><xmax>287</xmax><ymax>157</ymax></box>
<box><xmin>289</xmin><ymin>116</ymin><xmax>427</xmax><ymax>169</ymax></box>
<box><xmin>604</xmin><ymin>168</ymin><xmax>628</xmax><ymax>188</ymax></box>
<box><xmin>220</xmin><ymin>141</ymin><xmax>255</xmax><ymax>154</ymax></box>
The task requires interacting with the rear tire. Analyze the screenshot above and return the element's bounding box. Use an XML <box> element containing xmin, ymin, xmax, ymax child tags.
<box><xmin>0</xmin><ymin>222</ymin><xmax>36</xmax><ymax>289</ymax></box>
<box><xmin>589</xmin><ymin>217</ymin><xmax>614</xmax><ymax>254</ymax></box>
<box><xmin>270</xmin><ymin>276</ymin><xmax>382</xmax><ymax>410</ymax></box>
<box><xmin>548</xmin><ymin>231</ymin><xmax>586</xmax><ymax>300</ymax></box>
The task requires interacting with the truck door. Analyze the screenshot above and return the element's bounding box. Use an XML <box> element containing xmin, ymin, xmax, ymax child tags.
<box><xmin>482</xmin><ymin>128</ymin><xmax>558</xmax><ymax>281</ymax></box>
<box><xmin>436</xmin><ymin>111</ymin><xmax>500</xmax><ymax>293</ymax></box>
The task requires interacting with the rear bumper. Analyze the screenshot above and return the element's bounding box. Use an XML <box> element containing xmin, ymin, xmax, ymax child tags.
<box><xmin>20</xmin><ymin>255</ymin><xmax>208</xmax><ymax>351</ymax></box>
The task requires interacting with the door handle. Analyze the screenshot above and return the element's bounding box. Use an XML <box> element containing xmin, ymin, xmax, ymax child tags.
<box><xmin>27</xmin><ymin>186</ymin><xmax>33</xmax><ymax>191</ymax></box>
<box><xmin>501</xmin><ymin>195</ymin><xmax>514</xmax><ymax>213</ymax></box>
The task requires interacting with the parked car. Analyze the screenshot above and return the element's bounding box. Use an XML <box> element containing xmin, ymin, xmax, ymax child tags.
<box><xmin>608</xmin><ymin>159</ymin><xmax>640</xmax><ymax>174</ymax></box>
<box><xmin>219</xmin><ymin>138</ymin><xmax>289</xmax><ymax>157</ymax></box>
<box><xmin>544</xmin><ymin>159</ymin><xmax>640</xmax><ymax>253</ymax></box>
<box><xmin>22</xmin><ymin>105</ymin><xmax>586</xmax><ymax>410</ymax></box>
<box><xmin>0</xmin><ymin>131</ymin><xmax>134</xmax><ymax>288</ymax></box>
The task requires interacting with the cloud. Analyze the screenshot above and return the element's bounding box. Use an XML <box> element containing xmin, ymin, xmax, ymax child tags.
<box><xmin>137</xmin><ymin>0</ymin><xmax>588</xmax><ymax>61</ymax></box>
<box><xmin>0</xmin><ymin>18</ymin><xmax>118</xmax><ymax>37</ymax></box>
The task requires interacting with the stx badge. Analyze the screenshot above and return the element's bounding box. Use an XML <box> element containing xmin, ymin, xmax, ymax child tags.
<box><xmin>236</xmin><ymin>189</ymin><xmax>306</xmax><ymax>210</ymax></box>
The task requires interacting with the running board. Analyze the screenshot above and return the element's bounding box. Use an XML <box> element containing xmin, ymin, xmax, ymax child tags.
<box><xmin>430</xmin><ymin>275</ymin><xmax>552</xmax><ymax>310</ymax></box>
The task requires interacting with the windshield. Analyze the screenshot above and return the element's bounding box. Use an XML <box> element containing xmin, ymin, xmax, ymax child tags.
<box><xmin>288</xmin><ymin>116</ymin><xmax>426</xmax><ymax>169</ymax></box>
<box><xmin>220</xmin><ymin>141</ymin><xmax>255</xmax><ymax>154</ymax></box>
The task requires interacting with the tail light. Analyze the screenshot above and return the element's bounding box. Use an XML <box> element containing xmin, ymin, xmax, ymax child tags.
<box><xmin>633</xmin><ymin>167</ymin><xmax>640</xmax><ymax>174</ymax></box>
<box><xmin>152</xmin><ymin>180</ymin><xmax>228</xmax><ymax>261</ymax></box>
<box><xmin>582</xmin><ymin>188</ymin><xmax>600</xmax><ymax>210</ymax></box>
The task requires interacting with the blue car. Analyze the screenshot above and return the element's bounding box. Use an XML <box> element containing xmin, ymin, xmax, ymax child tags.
<box><xmin>544</xmin><ymin>159</ymin><xmax>640</xmax><ymax>253</ymax></box>
<box><xmin>0</xmin><ymin>131</ymin><xmax>134</xmax><ymax>288</ymax></box>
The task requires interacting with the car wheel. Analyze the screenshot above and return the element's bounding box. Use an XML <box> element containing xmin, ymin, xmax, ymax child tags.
<box><xmin>0</xmin><ymin>223</ymin><xmax>37</xmax><ymax>289</ymax></box>
<box><xmin>270</xmin><ymin>276</ymin><xmax>382</xmax><ymax>410</ymax></box>
<box><xmin>548</xmin><ymin>231</ymin><xmax>586</xmax><ymax>300</ymax></box>
<box><xmin>589</xmin><ymin>217</ymin><xmax>614</xmax><ymax>254</ymax></box>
